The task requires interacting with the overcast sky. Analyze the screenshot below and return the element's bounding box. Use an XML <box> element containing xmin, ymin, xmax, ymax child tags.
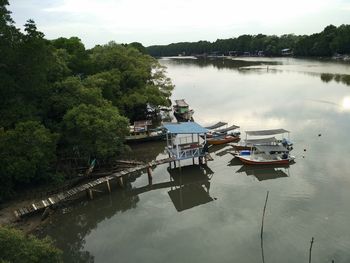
<box><xmin>8</xmin><ymin>0</ymin><xmax>350</xmax><ymax>48</ymax></box>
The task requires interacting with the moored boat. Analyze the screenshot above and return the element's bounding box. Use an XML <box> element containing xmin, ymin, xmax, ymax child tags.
<box><xmin>173</xmin><ymin>99</ymin><xmax>194</xmax><ymax>122</ymax></box>
<box><xmin>126</xmin><ymin>120</ymin><xmax>165</xmax><ymax>143</ymax></box>
<box><xmin>232</xmin><ymin>128</ymin><xmax>293</xmax><ymax>151</ymax></box>
<box><xmin>207</xmin><ymin>135</ymin><xmax>240</xmax><ymax>145</ymax></box>
<box><xmin>237</xmin><ymin>145</ymin><xmax>295</xmax><ymax>165</ymax></box>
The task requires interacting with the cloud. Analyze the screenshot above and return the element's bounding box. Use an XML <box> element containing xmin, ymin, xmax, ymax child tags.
<box><xmin>9</xmin><ymin>0</ymin><xmax>350</xmax><ymax>46</ymax></box>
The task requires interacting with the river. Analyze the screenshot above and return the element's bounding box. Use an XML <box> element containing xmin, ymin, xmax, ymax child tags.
<box><xmin>41</xmin><ymin>57</ymin><xmax>350</xmax><ymax>263</ymax></box>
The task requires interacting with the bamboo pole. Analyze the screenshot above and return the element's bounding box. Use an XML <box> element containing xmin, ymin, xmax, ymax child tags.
<box><xmin>309</xmin><ymin>237</ymin><xmax>314</xmax><ymax>263</ymax></box>
<box><xmin>106</xmin><ymin>180</ymin><xmax>111</xmax><ymax>193</ymax></box>
<box><xmin>260</xmin><ymin>191</ymin><xmax>269</xmax><ymax>263</ymax></box>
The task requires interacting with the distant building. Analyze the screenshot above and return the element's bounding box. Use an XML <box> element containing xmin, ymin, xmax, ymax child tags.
<box><xmin>257</xmin><ymin>50</ymin><xmax>264</xmax><ymax>57</ymax></box>
<box><xmin>281</xmin><ymin>48</ymin><xmax>293</xmax><ymax>56</ymax></box>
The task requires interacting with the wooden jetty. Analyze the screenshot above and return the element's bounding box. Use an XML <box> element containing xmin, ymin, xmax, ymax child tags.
<box><xmin>14</xmin><ymin>157</ymin><xmax>176</xmax><ymax>219</ymax></box>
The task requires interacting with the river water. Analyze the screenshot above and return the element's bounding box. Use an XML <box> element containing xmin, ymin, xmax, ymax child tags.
<box><xmin>42</xmin><ymin>57</ymin><xmax>350</xmax><ymax>263</ymax></box>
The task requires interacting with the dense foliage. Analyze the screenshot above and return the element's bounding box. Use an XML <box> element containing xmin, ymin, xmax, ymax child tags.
<box><xmin>0</xmin><ymin>226</ymin><xmax>62</xmax><ymax>263</ymax></box>
<box><xmin>147</xmin><ymin>25</ymin><xmax>350</xmax><ymax>57</ymax></box>
<box><xmin>0</xmin><ymin>1</ymin><xmax>173</xmax><ymax>201</ymax></box>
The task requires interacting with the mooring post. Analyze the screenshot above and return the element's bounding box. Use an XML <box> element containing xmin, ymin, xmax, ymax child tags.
<box><xmin>41</xmin><ymin>207</ymin><xmax>51</xmax><ymax>221</ymax></box>
<box><xmin>106</xmin><ymin>179</ymin><xmax>111</xmax><ymax>193</ymax></box>
<box><xmin>86</xmin><ymin>189</ymin><xmax>93</xmax><ymax>200</ymax></box>
<box><xmin>118</xmin><ymin>177</ymin><xmax>124</xmax><ymax>188</ymax></box>
<box><xmin>147</xmin><ymin>163</ymin><xmax>153</xmax><ymax>184</ymax></box>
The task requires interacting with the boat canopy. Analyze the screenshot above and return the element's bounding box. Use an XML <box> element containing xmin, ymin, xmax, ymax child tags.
<box><xmin>245</xmin><ymin>136</ymin><xmax>277</xmax><ymax>145</ymax></box>
<box><xmin>205</xmin><ymin>121</ymin><xmax>227</xmax><ymax>130</ymax></box>
<box><xmin>215</xmin><ymin>124</ymin><xmax>240</xmax><ymax>133</ymax></box>
<box><xmin>255</xmin><ymin>144</ymin><xmax>289</xmax><ymax>153</ymax></box>
<box><xmin>245</xmin><ymin>128</ymin><xmax>289</xmax><ymax>136</ymax></box>
<box><xmin>174</xmin><ymin>99</ymin><xmax>189</xmax><ymax>107</ymax></box>
<box><xmin>163</xmin><ymin>122</ymin><xmax>208</xmax><ymax>134</ymax></box>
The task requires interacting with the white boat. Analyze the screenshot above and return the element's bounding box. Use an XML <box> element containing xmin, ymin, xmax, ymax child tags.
<box><xmin>237</xmin><ymin>145</ymin><xmax>295</xmax><ymax>165</ymax></box>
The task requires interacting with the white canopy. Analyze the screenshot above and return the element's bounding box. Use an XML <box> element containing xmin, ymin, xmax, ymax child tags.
<box><xmin>245</xmin><ymin>129</ymin><xmax>289</xmax><ymax>136</ymax></box>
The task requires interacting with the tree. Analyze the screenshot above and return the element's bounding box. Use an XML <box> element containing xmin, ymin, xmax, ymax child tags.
<box><xmin>0</xmin><ymin>226</ymin><xmax>62</xmax><ymax>263</ymax></box>
<box><xmin>51</xmin><ymin>37</ymin><xmax>90</xmax><ymax>75</ymax></box>
<box><xmin>0</xmin><ymin>121</ymin><xmax>58</xmax><ymax>201</ymax></box>
<box><xmin>62</xmin><ymin>104</ymin><xmax>129</xmax><ymax>161</ymax></box>
<box><xmin>45</xmin><ymin>76</ymin><xmax>105</xmax><ymax>129</ymax></box>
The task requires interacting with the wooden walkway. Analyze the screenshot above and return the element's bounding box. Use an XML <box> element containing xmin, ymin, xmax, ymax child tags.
<box><xmin>14</xmin><ymin>157</ymin><xmax>176</xmax><ymax>219</ymax></box>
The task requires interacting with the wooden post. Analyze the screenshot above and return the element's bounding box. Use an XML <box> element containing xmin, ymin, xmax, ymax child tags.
<box><xmin>106</xmin><ymin>180</ymin><xmax>111</xmax><ymax>193</ymax></box>
<box><xmin>309</xmin><ymin>237</ymin><xmax>314</xmax><ymax>263</ymax></box>
<box><xmin>86</xmin><ymin>189</ymin><xmax>93</xmax><ymax>200</ymax></box>
<box><xmin>41</xmin><ymin>207</ymin><xmax>51</xmax><ymax>221</ymax></box>
<box><xmin>147</xmin><ymin>164</ymin><xmax>153</xmax><ymax>185</ymax></box>
<box><xmin>118</xmin><ymin>177</ymin><xmax>124</xmax><ymax>188</ymax></box>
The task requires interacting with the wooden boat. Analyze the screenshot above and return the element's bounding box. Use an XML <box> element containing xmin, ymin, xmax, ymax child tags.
<box><xmin>237</xmin><ymin>145</ymin><xmax>295</xmax><ymax>165</ymax></box>
<box><xmin>173</xmin><ymin>99</ymin><xmax>194</xmax><ymax>122</ymax></box>
<box><xmin>126</xmin><ymin>120</ymin><xmax>165</xmax><ymax>143</ymax></box>
<box><xmin>207</xmin><ymin>135</ymin><xmax>240</xmax><ymax>145</ymax></box>
<box><xmin>125</xmin><ymin>130</ymin><xmax>165</xmax><ymax>143</ymax></box>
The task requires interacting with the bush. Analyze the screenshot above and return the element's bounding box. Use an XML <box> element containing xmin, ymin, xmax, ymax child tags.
<box><xmin>0</xmin><ymin>227</ymin><xmax>62</xmax><ymax>263</ymax></box>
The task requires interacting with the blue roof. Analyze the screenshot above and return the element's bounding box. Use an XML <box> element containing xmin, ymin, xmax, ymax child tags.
<box><xmin>163</xmin><ymin>122</ymin><xmax>208</xmax><ymax>134</ymax></box>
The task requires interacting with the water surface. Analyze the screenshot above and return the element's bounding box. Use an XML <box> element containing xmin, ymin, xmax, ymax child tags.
<box><xmin>42</xmin><ymin>57</ymin><xmax>350</xmax><ymax>263</ymax></box>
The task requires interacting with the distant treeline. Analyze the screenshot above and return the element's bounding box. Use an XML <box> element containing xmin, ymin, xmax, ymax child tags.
<box><xmin>147</xmin><ymin>25</ymin><xmax>350</xmax><ymax>57</ymax></box>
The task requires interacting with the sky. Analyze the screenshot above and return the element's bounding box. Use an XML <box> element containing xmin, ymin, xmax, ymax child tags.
<box><xmin>8</xmin><ymin>0</ymin><xmax>350</xmax><ymax>48</ymax></box>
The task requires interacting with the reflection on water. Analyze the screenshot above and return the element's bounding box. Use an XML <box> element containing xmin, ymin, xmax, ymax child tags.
<box><xmin>236</xmin><ymin>164</ymin><xmax>290</xmax><ymax>181</ymax></box>
<box><xmin>167</xmin><ymin>165</ymin><xmax>214</xmax><ymax>212</ymax></box>
<box><xmin>42</xmin><ymin>57</ymin><xmax>350</xmax><ymax>263</ymax></box>
<box><xmin>320</xmin><ymin>73</ymin><xmax>350</xmax><ymax>86</ymax></box>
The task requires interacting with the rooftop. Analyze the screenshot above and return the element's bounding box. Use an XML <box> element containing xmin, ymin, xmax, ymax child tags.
<box><xmin>163</xmin><ymin>122</ymin><xmax>208</xmax><ymax>134</ymax></box>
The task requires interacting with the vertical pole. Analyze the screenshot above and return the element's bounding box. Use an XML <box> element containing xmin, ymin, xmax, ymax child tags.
<box><xmin>118</xmin><ymin>177</ymin><xmax>124</xmax><ymax>188</ymax></box>
<box><xmin>106</xmin><ymin>180</ymin><xmax>111</xmax><ymax>193</ymax></box>
<box><xmin>87</xmin><ymin>189</ymin><xmax>93</xmax><ymax>200</ymax></box>
<box><xmin>147</xmin><ymin>164</ymin><xmax>153</xmax><ymax>185</ymax></box>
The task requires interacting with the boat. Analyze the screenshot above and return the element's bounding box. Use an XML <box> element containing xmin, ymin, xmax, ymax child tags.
<box><xmin>237</xmin><ymin>145</ymin><xmax>295</xmax><ymax>165</ymax></box>
<box><xmin>125</xmin><ymin>120</ymin><xmax>165</xmax><ymax>143</ymax></box>
<box><xmin>207</xmin><ymin>134</ymin><xmax>240</xmax><ymax>145</ymax></box>
<box><xmin>173</xmin><ymin>99</ymin><xmax>194</xmax><ymax>122</ymax></box>
<box><xmin>125</xmin><ymin>130</ymin><xmax>165</xmax><ymax>143</ymax></box>
<box><xmin>203</xmin><ymin>122</ymin><xmax>240</xmax><ymax>141</ymax></box>
<box><xmin>232</xmin><ymin>128</ymin><xmax>293</xmax><ymax>151</ymax></box>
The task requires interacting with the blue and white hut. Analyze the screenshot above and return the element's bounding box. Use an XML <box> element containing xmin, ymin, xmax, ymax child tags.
<box><xmin>163</xmin><ymin>122</ymin><xmax>209</xmax><ymax>166</ymax></box>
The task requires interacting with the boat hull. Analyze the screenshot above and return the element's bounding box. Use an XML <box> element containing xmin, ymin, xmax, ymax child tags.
<box><xmin>173</xmin><ymin>110</ymin><xmax>194</xmax><ymax>122</ymax></box>
<box><xmin>207</xmin><ymin>136</ymin><xmax>240</xmax><ymax>145</ymax></box>
<box><xmin>238</xmin><ymin>156</ymin><xmax>292</xmax><ymax>165</ymax></box>
<box><xmin>125</xmin><ymin>133</ymin><xmax>165</xmax><ymax>143</ymax></box>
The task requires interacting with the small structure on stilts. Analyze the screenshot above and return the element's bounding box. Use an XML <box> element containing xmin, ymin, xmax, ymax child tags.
<box><xmin>163</xmin><ymin>122</ymin><xmax>210</xmax><ymax>168</ymax></box>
